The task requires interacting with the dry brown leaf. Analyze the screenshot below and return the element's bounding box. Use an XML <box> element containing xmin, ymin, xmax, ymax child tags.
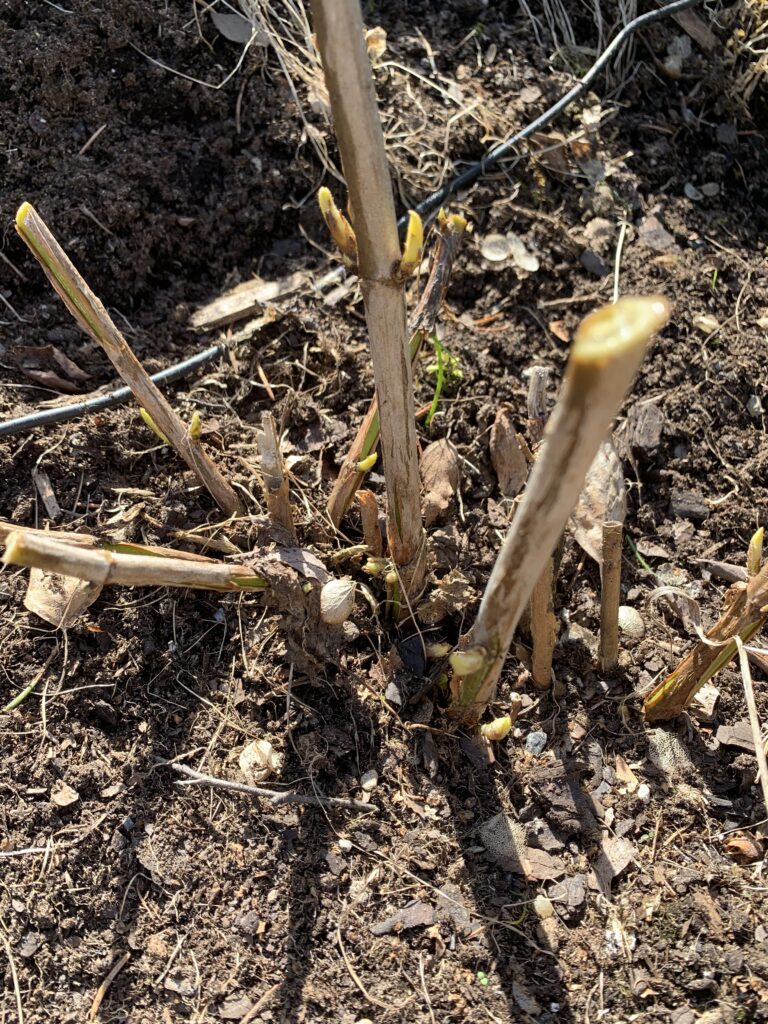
<box><xmin>570</xmin><ymin>440</ymin><xmax>626</xmax><ymax>564</ymax></box>
<box><xmin>417</xmin><ymin>568</ymin><xmax>475</xmax><ymax>625</ymax></box>
<box><xmin>420</xmin><ymin>438</ymin><xmax>459</xmax><ymax>528</ymax></box>
<box><xmin>490</xmin><ymin>408</ymin><xmax>528</xmax><ymax>498</ymax></box>
<box><xmin>615</xmin><ymin>754</ymin><xmax>639</xmax><ymax>792</ymax></box>
<box><xmin>724</xmin><ymin>832</ymin><xmax>764</xmax><ymax>863</ymax></box>
<box><xmin>24</xmin><ymin>568</ymin><xmax>103</xmax><ymax>628</ymax></box>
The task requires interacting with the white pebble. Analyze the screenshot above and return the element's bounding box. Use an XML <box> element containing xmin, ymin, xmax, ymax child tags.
<box><xmin>360</xmin><ymin>769</ymin><xmax>378</xmax><ymax>792</ymax></box>
<box><xmin>338</xmin><ymin>838</ymin><xmax>353</xmax><ymax>853</ymax></box>
<box><xmin>637</xmin><ymin>783</ymin><xmax>651</xmax><ymax>804</ymax></box>
<box><xmin>480</xmin><ymin>233</ymin><xmax>512</xmax><ymax>262</ymax></box>
<box><xmin>618</xmin><ymin>605</ymin><xmax>645</xmax><ymax>639</ymax></box>
<box><xmin>534</xmin><ymin>895</ymin><xmax>554</xmax><ymax>919</ymax></box>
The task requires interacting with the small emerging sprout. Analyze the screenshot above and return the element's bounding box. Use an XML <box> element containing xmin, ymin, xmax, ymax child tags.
<box><xmin>363</xmin><ymin>557</ymin><xmax>387</xmax><ymax>575</ymax></box>
<box><xmin>140</xmin><ymin>407</ymin><xmax>170</xmax><ymax>445</ymax></box>
<box><xmin>317</xmin><ymin>186</ymin><xmax>358</xmax><ymax>265</ymax></box>
<box><xmin>398</xmin><ymin>210</ymin><xmax>423</xmax><ymax>279</ymax></box>
<box><xmin>747</xmin><ymin>526</ymin><xmax>764</xmax><ymax>577</ymax></box>
<box><xmin>449</xmin><ymin>647</ymin><xmax>487</xmax><ymax>676</ymax></box>
<box><xmin>480</xmin><ymin>715</ymin><xmax>512</xmax><ymax>742</ymax></box>
<box><xmin>356</xmin><ymin>452</ymin><xmax>378</xmax><ymax>473</ymax></box>
<box><xmin>437</xmin><ymin>207</ymin><xmax>469</xmax><ymax>236</ymax></box>
<box><xmin>188</xmin><ymin>410</ymin><xmax>202</xmax><ymax>439</ymax></box>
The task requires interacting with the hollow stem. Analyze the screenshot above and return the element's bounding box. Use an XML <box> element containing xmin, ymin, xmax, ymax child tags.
<box><xmin>450</xmin><ymin>296</ymin><xmax>671</xmax><ymax>725</ymax></box>
<box><xmin>15</xmin><ymin>203</ymin><xmax>244</xmax><ymax>516</ymax></box>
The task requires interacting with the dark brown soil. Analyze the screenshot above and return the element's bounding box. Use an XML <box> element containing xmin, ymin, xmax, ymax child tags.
<box><xmin>2</xmin><ymin>2</ymin><xmax>768</xmax><ymax>1022</ymax></box>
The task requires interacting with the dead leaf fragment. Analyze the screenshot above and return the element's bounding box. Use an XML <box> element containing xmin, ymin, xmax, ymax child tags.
<box><xmin>24</xmin><ymin>569</ymin><xmax>103</xmax><ymax>628</ymax></box>
<box><xmin>50</xmin><ymin>780</ymin><xmax>79</xmax><ymax>808</ymax></box>
<box><xmin>11</xmin><ymin>344</ymin><xmax>91</xmax><ymax>393</ymax></box>
<box><xmin>365</xmin><ymin>26</ymin><xmax>387</xmax><ymax>61</ymax></box>
<box><xmin>417</xmin><ymin>568</ymin><xmax>475</xmax><ymax>625</ymax></box>
<box><xmin>420</xmin><ymin>438</ymin><xmax>459</xmax><ymax>528</ymax></box>
<box><xmin>724</xmin><ymin>832</ymin><xmax>764</xmax><ymax>864</ymax></box>
<box><xmin>570</xmin><ymin>441</ymin><xmax>626</xmax><ymax>564</ymax></box>
<box><xmin>266</xmin><ymin>547</ymin><xmax>331</xmax><ymax>584</ymax></box>
<box><xmin>371</xmin><ymin>900</ymin><xmax>435</xmax><ymax>935</ymax></box>
<box><xmin>239</xmin><ymin>739</ymin><xmax>282</xmax><ymax>782</ymax></box>
<box><xmin>490</xmin><ymin>408</ymin><xmax>528</xmax><ymax>498</ymax></box>
<box><xmin>615</xmin><ymin>754</ymin><xmax>639</xmax><ymax>792</ymax></box>
<box><xmin>593</xmin><ymin>835</ymin><xmax>636</xmax><ymax>897</ymax></box>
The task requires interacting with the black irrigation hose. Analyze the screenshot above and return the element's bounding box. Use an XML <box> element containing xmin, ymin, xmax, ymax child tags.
<box><xmin>0</xmin><ymin>0</ymin><xmax>702</xmax><ymax>440</ymax></box>
<box><xmin>408</xmin><ymin>0</ymin><xmax>704</xmax><ymax>224</ymax></box>
<box><xmin>0</xmin><ymin>343</ymin><xmax>226</xmax><ymax>438</ymax></box>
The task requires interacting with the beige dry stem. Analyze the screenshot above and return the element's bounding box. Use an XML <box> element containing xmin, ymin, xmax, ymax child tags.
<box><xmin>450</xmin><ymin>296</ymin><xmax>671</xmax><ymax>725</ymax></box>
<box><xmin>15</xmin><ymin>203</ymin><xmax>243</xmax><ymax>516</ymax></box>
<box><xmin>311</xmin><ymin>0</ymin><xmax>424</xmax><ymax>582</ymax></box>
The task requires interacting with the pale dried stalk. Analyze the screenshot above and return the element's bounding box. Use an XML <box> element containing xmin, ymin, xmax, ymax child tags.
<box><xmin>256</xmin><ymin>412</ymin><xmax>296</xmax><ymax>541</ymax></box>
<box><xmin>326</xmin><ymin>216</ymin><xmax>465</xmax><ymax>527</ymax></box>
<box><xmin>598</xmin><ymin>521</ymin><xmax>623</xmax><ymax>672</ymax></box>
<box><xmin>4</xmin><ymin>532</ymin><xmax>266</xmax><ymax>591</ymax></box>
<box><xmin>451</xmin><ymin>296</ymin><xmax>671</xmax><ymax>724</ymax></box>
<box><xmin>311</xmin><ymin>0</ymin><xmax>423</xmax><ymax>581</ymax></box>
<box><xmin>644</xmin><ymin>559</ymin><xmax>768</xmax><ymax>722</ymax></box>
<box><xmin>356</xmin><ymin>490</ymin><xmax>383</xmax><ymax>557</ymax></box>
<box><xmin>530</xmin><ymin>559</ymin><xmax>556</xmax><ymax>689</ymax></box>
<box><xmin>0</xmin><ymin>521</ymin><xmax>223</xmax><ymax>561</ymax></box>
<box><xmin>527</xmin><ymin>366</ymin><xmax>555</xmax><ymax>689</ymax></box>
<box><xmin>15</xmin><ymin>203</ymin><xmax>243</xmax><ymax>516</ymax></box>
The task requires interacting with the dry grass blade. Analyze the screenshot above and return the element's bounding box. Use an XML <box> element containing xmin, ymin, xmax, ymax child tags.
<box><xmin>450</xmin><ymin>295</ymin><xmax>671</xmax><ymax>724</ymax></box>
<box><xmin>15</xmin><ymin>203</ymin><xmax>244</xmax><ymax>516</ymax></box>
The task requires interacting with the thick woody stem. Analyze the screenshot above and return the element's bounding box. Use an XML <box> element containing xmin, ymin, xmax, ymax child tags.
<box><xmin>256</xmin><ymin>412</ymin><xmax>297</xmax><ymax>541</ymax></box>
<box><xmin>326</xmin><ymin>217</ymin><xmax>465</xmax><ymax>527</ymax></box>
<box><xmin>450</xmin><ymin>296</ymin><xmax>671</xmax><ymax>725</ymax></box>
<box><xmin>3</xmin><ymin>531</ymin><xmax>266</xmax><ymax>591</ymax></box>
<box><xmin>311</xmin><ymin>0</ymin><xmax>424</xmax><ymax>582</ymax></box>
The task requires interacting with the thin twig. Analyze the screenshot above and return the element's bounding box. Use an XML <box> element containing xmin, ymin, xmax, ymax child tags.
<box><xmin>599</xmin><ymin>521</ymin><xmax>623</xmax><ymax>673</ymax></box>
<box><xmin>88</xmin><ymin>952</ymin><xmax>130</xmax><ymax>1021</ymax></box>
<box><xmin>166</xmin><ymin>761</ymin><xmax>378</xmax><ymax>813</ymax></box>
<box><xmin>2</xmin><ymin>934</ymin><xmax>25</xmax><ymax>1024</ymax></box>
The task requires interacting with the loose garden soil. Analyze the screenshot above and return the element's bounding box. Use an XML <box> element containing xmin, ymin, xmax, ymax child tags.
<box><xmin>1</xmin><ymin>1</ymin><xmax>767</xmax><ymax>1022</ymax></box>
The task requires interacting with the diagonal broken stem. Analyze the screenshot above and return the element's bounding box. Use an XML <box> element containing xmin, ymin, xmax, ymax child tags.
<box><xmin>450</xmin><ymin>296</ymin><xmax>671</xmax><ymax>725</ymax></box>
<box><xmin>15</xmin><ymin>203</ymin><xmax>244</xmax><ymax>516</ymax></box>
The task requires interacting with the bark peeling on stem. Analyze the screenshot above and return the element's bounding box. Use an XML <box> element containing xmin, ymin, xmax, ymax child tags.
<box><xmin>311</xmin><ymin>0</ymin><xmax>424</xmax><ymax>583</ymax></box>
<box><xmin>450</xmin><ymin>296</ymin><xmax>671</xmax><ymax>725</ymax></box>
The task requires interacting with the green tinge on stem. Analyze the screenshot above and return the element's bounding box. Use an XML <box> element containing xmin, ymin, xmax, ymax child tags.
<box><xmin>425</xmin><ymin>333</ymin><xmax>444</xmax><ymax>428</ymax></box>
<box><xmin>16</xmin><ymin>203</ymin><xmax>103</xmax><ymax>343</ymax></box>
<box><xmin>229</xmin><ymin>576</ymin><xmax>269</xmax><ymax>590</ymax></box>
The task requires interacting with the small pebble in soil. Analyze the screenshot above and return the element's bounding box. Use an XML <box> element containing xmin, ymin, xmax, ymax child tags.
<box><xmin>637</xmin><ymin>783</ymin><xmax>651</xmax><ymax>804</ymax></box>
<box><xmin>534</xmin><ymin>895</ymin><xmax>554</xmax><ymax>919</ymax></box>
<box><xmin>747</xmin><ymin>394</ymin><xmax>763</xmax><ymax>418</ymax></box>
<box><xmin>618</xmin><ymin>605</ymin><xmax>645</xmax><ymax>639</ymax></box>
<box><xmin>360</xmin><ymin>769</ymin><xmax>378</xmax><ymax>792</ymax></box>
<box><xmin>338</xmin><ymin>838</ymin><xmax>353</xmax><ymax>853</ymax></box>
<box><xmin>525</xmin><ymin>730</ymin><xmax>547</xmax><ymax>756</ymax></box>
